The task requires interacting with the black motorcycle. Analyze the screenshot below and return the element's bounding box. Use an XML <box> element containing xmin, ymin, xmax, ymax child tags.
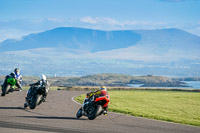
<box><xmin>24</xmin><ymin>84</ymin><xmax>49</xmax><ymax>109</ymax></box>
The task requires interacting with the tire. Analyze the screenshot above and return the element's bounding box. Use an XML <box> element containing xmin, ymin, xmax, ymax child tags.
<box><xmin>29</xmin><ymin>94</ymin><xmax>40</xmax><ymax>109</ymax></box>
<box><xmin>1</xmin><ymin>84</ymin><xmax>10</xmax><ymax>96</ymax></box>
<box><xmin>76</xmin><ymin>108</ymin><xmax>82</xmax><ymax>118</ymax></box>
<box><xmin>88</xmin><ymin>105</ymin><xmax>103</xmax><ymax>120</ymax></box>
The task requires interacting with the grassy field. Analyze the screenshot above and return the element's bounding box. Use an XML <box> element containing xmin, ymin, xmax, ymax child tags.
<box><xmin>75</xmin><ymin>90</ymin><xmax>200</xmax><ymax>126</ymax></box>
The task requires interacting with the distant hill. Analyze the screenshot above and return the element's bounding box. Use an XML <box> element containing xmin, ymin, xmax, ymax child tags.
<box><xmin>0</xmin><ymin>27</ymin><xmax>200</xmax><ymax>76</ymax></box>
<box><xmin>0</xmin><ymin>27</ymin><xmax>141</xmax><ymax>52</ymax></box>
<box><xmin>92</xmin><ymin>28</ymin><xmax>200</xmax><ymax>61</ymax></box>
<box><xmin>0</xmin><ymin>27</ymin><xmax>199</xmax><ymax>61</ymax></box>
<box><xmin>0</xmin><ymin>73</ymin><xmax>189</xmax><ymax>87</ymax></box>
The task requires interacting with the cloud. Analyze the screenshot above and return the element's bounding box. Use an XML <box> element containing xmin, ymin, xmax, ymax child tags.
<box><xmin>80</xmin><ymin>17</ymin><xmax>98</xmax><ymax>24</ymax></box>
<box><xmin>80</xmin><ymin>17</ymin><xmax>122</xmax><ymax>26</ymax></box>
<box><xmin>80</xmin><ymin>16</ymin><xmax>167</xmax><ymax>27</ymax></box>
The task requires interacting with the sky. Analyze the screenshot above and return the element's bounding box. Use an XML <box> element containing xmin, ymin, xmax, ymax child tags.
<box><xmin>0</xmin><ymin>0</ymin><xmax>200</xmax><ymax>42</ymax></box>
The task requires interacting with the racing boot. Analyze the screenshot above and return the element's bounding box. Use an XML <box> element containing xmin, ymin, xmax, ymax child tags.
<box><xmin>16</xmin><ymin>81</ymin><xmax>22</xmax><ymax>91</ymax></box>
<box><xmin>24</xmin><ymin>102</ymin><xmax>28</xmax><ymax>108</ymax></box>
<box><xmin>19</xmin><ymin>87</ymin><xmax>22</xmax><ymax>91</ymax></box>
<box><xmin>10</xmin><ymin>87</ymin><xmax>15</xmax><ymax>93</ymax></box>
<box><xmin>42</xmin><ymin>96</ymin><xmax>46</xmax><ymax>102</ymax></box>
<box><xmin>42</xmin><ymin>93</ymin><xmax>47</xmax><ymax>102</ymax></box>
<box><xmin>103</xmin><ymin>109</ymin><xmax>108</xmax><ymax>115</ymax></box>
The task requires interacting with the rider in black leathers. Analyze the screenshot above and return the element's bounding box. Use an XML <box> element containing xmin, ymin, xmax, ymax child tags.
<box><xmin>24</xmin><ymin>74</ymin><xmax>49</xmax><ymax>107</ymax></box>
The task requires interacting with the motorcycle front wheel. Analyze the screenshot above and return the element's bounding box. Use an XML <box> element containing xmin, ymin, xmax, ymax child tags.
<box><xmin>76</xmin><ymin>108</ymin><xmax>82</xmax><ymax>118</ymax></box>
<box><xmin>29</xmin><ymin>94</ymin><xmax>41</xmax><ymax>109</ymax></box>
<box><xmin>1</xmin><ymin>84</ymin><xmax>10</xmax><ymax>96</ymax></box>
<box><xmin>87</xmin><ymin>105</ymin><xmax>102</xmax><ymax>120</ymax></box>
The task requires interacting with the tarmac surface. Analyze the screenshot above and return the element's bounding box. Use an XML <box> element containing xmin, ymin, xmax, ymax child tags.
<box><xmin>0</xmin><ymin>90</ymin><xmax>200</xmax><ymax>133</ymax></box>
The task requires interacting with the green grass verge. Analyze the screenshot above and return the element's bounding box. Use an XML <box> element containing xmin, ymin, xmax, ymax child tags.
<box><xmin>75</xmin><ymin>90</ymin><xmax>200</xmax><ymax>126</ymax></box>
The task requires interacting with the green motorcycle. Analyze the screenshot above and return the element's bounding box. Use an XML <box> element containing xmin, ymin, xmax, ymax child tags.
<box><xmin>1</xmin><ymin>77</ymin><xmax>19</xmax><ymax>96</ymax></box>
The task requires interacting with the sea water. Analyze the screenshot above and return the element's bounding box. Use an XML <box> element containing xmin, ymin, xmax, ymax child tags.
<box><xmin>127</xmin><ymin>81</ymin><xmax>200</xmax><ymax>89</ymax></box>
<box><xmin>183</xmin><ymin>81</ymin><xmax>200</xmax><ymax>89</ymax></box>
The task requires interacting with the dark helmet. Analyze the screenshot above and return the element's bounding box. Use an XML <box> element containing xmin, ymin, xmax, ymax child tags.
<box><xmin>14</xmin><ymin>68</ymin><xmax>20</xmax><ymax>73</ymax></box>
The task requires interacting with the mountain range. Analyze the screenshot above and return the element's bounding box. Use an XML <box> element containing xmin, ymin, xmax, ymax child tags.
<box><xmin>0</xmin><ymin>27</ymin><xmax>200</xmax><ymax>76</ymax></box>
<box><xmin>0</xmin><ymin>27</ymin><xmax>141</xmax><ymax>52</ymax></box>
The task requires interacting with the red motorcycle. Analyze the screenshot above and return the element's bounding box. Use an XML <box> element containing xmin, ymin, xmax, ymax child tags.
<box><xmin>76</xmin><ymin>92</ymin><xmax>110</xmax><ymax>120</ymax></box>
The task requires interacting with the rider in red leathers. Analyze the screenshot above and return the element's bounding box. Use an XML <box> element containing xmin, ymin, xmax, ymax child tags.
<box><xmin>86</xmin><ymin>86</ymin><xmax>110</xmax><ymax>115</ymax></box>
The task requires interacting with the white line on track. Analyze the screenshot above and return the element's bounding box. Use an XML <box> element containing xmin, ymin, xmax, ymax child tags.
<box><xmin>71</xmin><ymin>95</ymin><xmax>82</xmax><ymax>105</ymax></box>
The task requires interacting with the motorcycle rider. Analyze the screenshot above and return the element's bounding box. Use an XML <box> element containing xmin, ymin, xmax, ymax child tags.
<box><xmin>1</xmin><ymin>68</ymin><xmax>22</xmax><ymax>91</ymax></box>
<box><xmin>24</xmin><ymin>74</ymin><xmax>49</xmax><ymax>107</ymax></box>
<box><xmin>85</xmin><ymin>86</ymin><xmax>110</xmax><ymax>115</ymax></box>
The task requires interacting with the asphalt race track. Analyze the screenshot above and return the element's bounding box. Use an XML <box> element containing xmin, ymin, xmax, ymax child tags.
<box><xmin>0</xmin><ymin>90</ymin><xmax>199</xmax><ymax>133</ymax></box>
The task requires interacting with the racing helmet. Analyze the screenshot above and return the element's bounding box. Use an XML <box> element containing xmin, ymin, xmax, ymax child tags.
<box><xmin>40</xmin><ymin>74</ymin><xmax>46</xmax><ymax>81</ymax></box>
<box><xmin>100</xmin><ymin>86</ymin><xmax>107</xmax><ymax>91</ymax></box>
<box><xmin>14</xmin><ymin>68</ymin><xmax>20</xmax><ymax>75</ymax></box>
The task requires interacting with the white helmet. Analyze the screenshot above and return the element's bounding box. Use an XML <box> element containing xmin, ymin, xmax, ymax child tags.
<box><xmin>40</xmin><ymin>74</ymin><xmax>46</xmax><ymax>81</ymax></box>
